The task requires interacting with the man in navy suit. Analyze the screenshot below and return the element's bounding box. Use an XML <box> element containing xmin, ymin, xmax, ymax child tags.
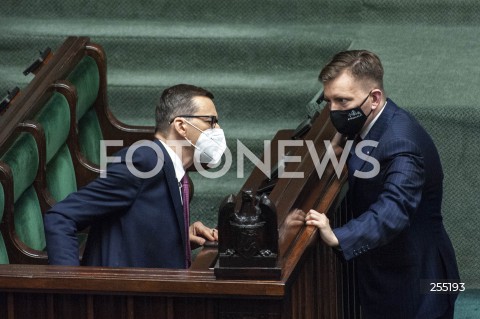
<box><xmin>306</xmin><ymin>50</ymin><xmax>460</xmax><ymax>318</ymax></box>
<box><xmin>44</xmin><ymin>84</ymin><xmax>224</xmax><ymax>268</ymax></box>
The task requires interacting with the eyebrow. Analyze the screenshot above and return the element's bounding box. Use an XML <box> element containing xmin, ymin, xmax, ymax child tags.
<box><xmin>323</xmin><ymin>95</ymin><xmax>353</xmax><ymax>102</ymax></box>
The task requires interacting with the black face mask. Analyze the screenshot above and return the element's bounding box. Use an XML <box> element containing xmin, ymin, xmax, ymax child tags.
<box><xmin>329</xmin><ymin>92</ymin><xmax>372</xmax><ymax>135</ymax></box>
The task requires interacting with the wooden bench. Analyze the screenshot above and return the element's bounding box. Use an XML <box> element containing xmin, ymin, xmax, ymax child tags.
<box><xmin>0</xmin><ymin>36</ymin><xmax>359</xmax><ymax>318</ymax></box>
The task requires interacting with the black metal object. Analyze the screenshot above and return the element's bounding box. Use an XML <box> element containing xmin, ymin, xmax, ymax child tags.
<box><xmin>23</xmin><ymin>47</ymin><xmax>51</xmax><ymax>76</ymax></box>
<box><xmin>0</xmin><ymin>87</ymin><xmax>20</xmax><ymax>114</ymax></box>
<box><xmin>215</xmin><ymin>189</ymin><xmax>280</xmax><ymax>279</ymax></box>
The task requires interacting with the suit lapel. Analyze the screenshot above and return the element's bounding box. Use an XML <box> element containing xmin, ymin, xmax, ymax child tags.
<box><xmin>155</xmin><ymin>140</ymin><xmax>187</xmax><ymax>248</ymax></box>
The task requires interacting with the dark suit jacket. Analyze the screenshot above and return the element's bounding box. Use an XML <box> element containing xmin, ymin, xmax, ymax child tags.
<box><xmin>44</xmin><ymin>140</ymin><xmax>188</xmax><ymax>268</ymax></box>
<box><xmin>333</xmin><ymin>99</ymin><xmax>460</xmax><ymax>319</ymax></box>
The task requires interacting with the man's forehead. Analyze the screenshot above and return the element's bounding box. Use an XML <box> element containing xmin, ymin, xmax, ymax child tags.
<box><xmin>324</xmin><ymin>73</ymin><xmax>361</xmax><ymax>98</ymax></box>
<box><xmin>324</xmin><ymin>85</ymin><xmax>357</xmax><ymax>100</ymax></box>
<box><xmin>193</xmin><ymin>96</ymin><xmax>217</xmax><ymax>115</ymax></box>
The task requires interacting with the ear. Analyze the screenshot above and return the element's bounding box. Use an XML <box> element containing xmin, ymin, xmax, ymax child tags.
<box><xmin>370</xmin><ymin>89</ymin><xmax>383</xmax><ymax>109</ymax></box>
<box><xmin>172</xmin><ymin>118</ymin><xmax>188</xmax><ymax>138</ymax></box>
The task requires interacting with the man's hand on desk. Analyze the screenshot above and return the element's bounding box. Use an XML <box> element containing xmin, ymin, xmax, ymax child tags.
<box><xmin>189</xmin><ymin>221</ymin><xmax>218</xmax><ymax>249</ymax></box>
<box><xmin>305</xmin><ymin>209</ymin><xmax>339</xmax><ymax>248</ymax></box>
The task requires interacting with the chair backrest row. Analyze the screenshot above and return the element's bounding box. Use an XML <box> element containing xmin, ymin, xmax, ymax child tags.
<box><xmin>0</xmin><ymin>36</ymin><xmax>155</xmax><ymax>264</ymax></box>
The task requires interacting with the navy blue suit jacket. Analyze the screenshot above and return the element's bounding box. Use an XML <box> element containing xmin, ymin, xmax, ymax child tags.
<box><xmin>333</xmin><ymin>99</ymin><xmax>460</xmax><ymax>319</ymax></box>
<box><xmin>44</xmin><ymin>140</ymin><xmax>188</xmax><ymax>268</ymax></box>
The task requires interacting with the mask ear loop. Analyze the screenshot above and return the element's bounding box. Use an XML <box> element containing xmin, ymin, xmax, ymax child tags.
<box><xmin>182</xmin><ymin>119</ymin><xmax>204</xmax><ymax>151</ymax></box>
<box><xmin>361</xmin><ymin>90</ymin><xmax>374</xmax><ymax>117</ymax></box>
<box><xmin>183</xmin><ymin>135</ymin><xmax>198</xmax><ymax>150</ymax></box>
<box><xmin>182</xmin><ymin>120</ymin><xmax>216</xmax><ymax>163</ymax></box>
<box><xmin>365</xmin><ymin>108</ymin><xmax>374</xmax><ymax>117</ymax></box>
<box><xmin>183</xmin><ymin>118</ymin><xmax>205</xmax><ymax>134</ymax></box>
<box><xmin>170</xmin><ymin>118</ymin><xmax>220</xmax><ymax>163</ymax></box>
<box><xmin>183</xmin><ymin>133</ymin><xmax>200</xmax><ymax>152</ymax></box>
<box><xmin>183</xmin><ymin>119</ymin><xmax>224</xmax><ymax>147</ymax></box>
<box><xmin>172</xmin><ymin>118</ymin><xmax>199</xmax><ymax>151</ymax></box>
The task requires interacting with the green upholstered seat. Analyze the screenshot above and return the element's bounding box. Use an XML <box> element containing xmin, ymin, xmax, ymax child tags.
<box><xmin>0</xmin><ymin>132</ymin><xmax>44</xmax><ymax>251</ymax></box>
<box><xmin>0</xmin><ymin>236</ymin><xmax>7</xmax><ymax>264</ymax></box>
<box><xmin>0</xmin><ymin>184</ymin><xmax>9</xmax><ymax>264</ymax></box>
<box><xmin>78</xmin><ymin>108</ymin><xmax>103</xmax><ymax>166</ymax></box>
<box><xmin>46</xmin><ymin>144</ymin><xmax>77</xmax><ymax>202</ymax></box>
<box><xmin>66</xmin><ymin>55</ymin><xmax>102</xmax><ymax>166</ymax></box>
<box><xmin>35</xmin><ymin>91</ymin><xmax>77</xmax><ymax>202</ymax></box>
<box><xmin>13</xmin><ymin>186</ymin><xmax>45</xmax><ymax>251</ymax></box>
<box><xmin>36</xmin><ymin>92</ymin><xmax>70</xmax><ymax>165</ymax></box>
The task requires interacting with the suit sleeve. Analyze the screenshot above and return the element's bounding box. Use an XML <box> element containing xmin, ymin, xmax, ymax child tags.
<box><xmin>333</xmin><ymin>139</ymin><xmax>425</xmax><ymax>261</ymax></box>
<box><xmin>44</xmin><ymin>153</ymin><xmax>146</xmax><ymax>266</ymax></box>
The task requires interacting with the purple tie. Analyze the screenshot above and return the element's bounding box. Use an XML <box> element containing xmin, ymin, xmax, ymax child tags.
<box><xmin>181</xmin><ymin>174</ymin><xmax>191</xmax><ymax>267</ymax></box>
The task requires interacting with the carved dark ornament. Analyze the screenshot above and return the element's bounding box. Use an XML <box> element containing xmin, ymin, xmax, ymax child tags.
<box><xmin>215</xmin><ymin>189</ymin><xmax>281</xmax><ymax>279</ymax></box>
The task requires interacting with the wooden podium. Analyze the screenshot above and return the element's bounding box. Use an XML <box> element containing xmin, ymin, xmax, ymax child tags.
<box><xmin>0</xmin><ymin>88</ymin><xmax>360</xmax><ymax>318</ymax></box>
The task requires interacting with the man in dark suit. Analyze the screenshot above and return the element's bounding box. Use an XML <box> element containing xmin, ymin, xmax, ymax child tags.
<box><xmin>305</xmin><ymin>50</ymin><xmax>460</xmax><ymax>318</ymax></box>
<box><xmin>44</xmin><ymin>84</ymin><xmax>224</xmax><ymax>268</ymax></box>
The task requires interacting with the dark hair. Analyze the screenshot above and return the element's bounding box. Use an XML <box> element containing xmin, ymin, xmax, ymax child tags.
<box><xmin>319</xmin><ymin>50</ymin><xmax>384</xmax><ymax>90</ymax></box>
<box><xmin>155</xmin><ymin>84</ymin><xmax>214</xmax><ymax>134</ymax></box>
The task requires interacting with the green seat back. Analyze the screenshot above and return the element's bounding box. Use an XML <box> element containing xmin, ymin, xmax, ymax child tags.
<box><xmin>0</xmin><ymin>183</ymin><xmax>9</xmax><ymax>264</ymax></box>
<box><xmin>13</xmin><ymin>186</ymin><xmax>45</xmax><ymax>251</ymax></box>
<box><xmin>1</xmin><ymin>133</ymin><xmax>39</xmax><ymax>203</ymax></box>
<box><xmin>35</xmin><ymin>92</ymin><xmax>77</xmax><ymax>201</ymax></box>
<box><xmin>36</xmin><ymin>92</ymin><xmax>70</xmax><ymax>164</ymax></box>
<box><xmin>67</xmin><ymin>55</ymin><xmax>102</xmax><ymax>165</ymax></box>
<box><xmin>46</xmin><ymin>144</ymin><xmax>77</xmax><ymax>201</ymax></box>
<box><xmin>0</xmin><ymin>133</ymin><xmax>44</xmax><ymax>250</ymax></box>
<box><xmin>78</xmin><ymin>108</ymin><xmax>103</xmax><ymax>166</ymax></box>
<box><xmin>45</xmin><ymin>146</ymin><xmax>84</xmax><ymax>250</ymax></box>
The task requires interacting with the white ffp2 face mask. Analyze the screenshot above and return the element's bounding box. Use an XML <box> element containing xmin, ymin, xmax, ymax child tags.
<box><xmin>184</xmin><ymin>120</ymin><xmax>227</xmax><ymax>166</ymax></box>
<box><xmin>194</xmin><ymin>128</ymin><xmax>227</xmax><ymax>165</ymax></box>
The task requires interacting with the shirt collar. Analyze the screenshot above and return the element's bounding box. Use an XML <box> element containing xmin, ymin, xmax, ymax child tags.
<box><xmin>360</xmin><ymin>100</ymin><xmax>388</xmax><ymax>139</ymax></box>
<box><xmin>158</xmin><ymin>139</ymin><xmax>185</xmax><ymax>182</ymax></box>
